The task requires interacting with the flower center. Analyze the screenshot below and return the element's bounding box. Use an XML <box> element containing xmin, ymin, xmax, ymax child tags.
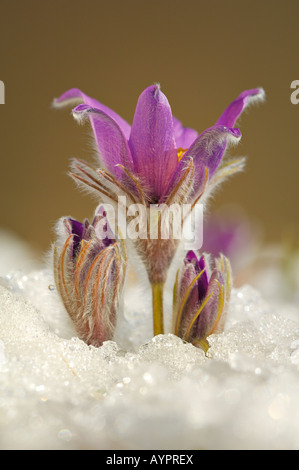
<box><xmin>177</xmin><ymin>147</ymin><xmax>188</xmax><ymax>161</ymax></box>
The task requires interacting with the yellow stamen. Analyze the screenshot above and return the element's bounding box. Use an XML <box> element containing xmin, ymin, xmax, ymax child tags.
<box><xmin>177</xmin><ymin>147</ymin><xmax>188</xmax><ymax>161</ymax></box>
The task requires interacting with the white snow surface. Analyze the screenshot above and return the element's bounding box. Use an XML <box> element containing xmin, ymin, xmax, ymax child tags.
<box><xmin>0</xmin><ymin>259</ymin><xmax>299</xmax><ymax>449</ymax></box>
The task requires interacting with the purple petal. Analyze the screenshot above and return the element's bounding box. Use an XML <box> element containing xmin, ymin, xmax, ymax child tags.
<box><xmin>196</xmin><ymin>255</ymin><xmax>209</xmax><ymax>302</ymax></box>
<box><xmin>186</xmin><ymin>252</ymin><xmax>209</xmax><ymax>301</ymax></box>
<box><xmin>216</xmin><ymin>88</ymin><xmax>265</xmax><ymax>128</ymax></box>
<box><xmin>93</xmin><ymin>205</ymin><xmax>116</xmax><ymax>247</ymax></box>
<box><xmin>160</xmin><ymin>155</ymin><xmax>193</xmax><ymax>204</ymax></box>
<box><xmin>184</xmin><ymin>125</ymin><xmax>242</xmax><ymax>196</ymax></box>
<box><xmin>53</xmin><ymin>88</ymin><xmax>131</xmax><ymax>140</ymax></box>
<box><xmin>184</xmin><ymin>252</ymin><xmax>208</xmax><ymax>305</ymax></box>
<box><xmin>128</xmin><ymin>85</ymin><xmax>177</xmax><ymax>201</ymax></box>
<box><xmin>198</xmin><ymin>254</ymin><xmax>206</xmax><ymax>271</ymax></box>
<box><xmin>180</xmin><ymin>262</ymin><xmax>197</xmax><ymax>300</ymax></box>
<box><xmin>70</xmin><ymin>218</ymin><xmax>84</xmax><ymax>240</ymax></box>
<box><xmin>63</xmin><ymin>218</ymin><xmax>84</xmax><ymax>258</ymax></box>
<box><xmin>196</xmin><ymin>270</ymin><xmax>224</xmax><ymax>339</ymax></box>
<box><xmin>177</xmin><ymin>261</ymin><xmax>199</xmax><ymax>337</ymax></box>
<box><xmin>185</xmin><ymin>250</ymin><xmax>199</xmax><ymax>264</ymax></box>
<box><xmin>72</xmin><ymin>104</ymin><xmax>134</xmax><ymax>178</ymax></box>
<box><xmin>173</xmin><ymin>117</ymin><xmax>199</xmax><ymax>149</ymax></box>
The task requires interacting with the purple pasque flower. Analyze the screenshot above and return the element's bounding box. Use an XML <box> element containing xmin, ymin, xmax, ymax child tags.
<box><xmin>53</xmin><ymin>206</ymin><xmax>126</xmax><ymax>347</ymax></box>
<box><xmin>173</xmin><ymin>250</ymin><xmax>232</xmax><ymax>352</ymax></box>
<box><xmin>53</xmin><ymin>85</ymin><xmax>264</xmax><ymax>288</ymax></box>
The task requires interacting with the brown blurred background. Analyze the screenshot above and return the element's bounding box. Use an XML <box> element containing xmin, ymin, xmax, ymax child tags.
<box><xmin>0</xmin><ymin>0</ymin><xmax>298</xmax><ymax>262</ymax></box>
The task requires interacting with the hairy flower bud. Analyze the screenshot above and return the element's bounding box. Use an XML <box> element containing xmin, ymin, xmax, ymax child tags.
<box><xmin>53</xmin><ymin>206</ymin><xmax>126</xmax><ymax>346</ymax></box>
<box><xmin>173</xmin><ymin>251</ymin><xmax>232</xmax><ymax>352</ymax></box>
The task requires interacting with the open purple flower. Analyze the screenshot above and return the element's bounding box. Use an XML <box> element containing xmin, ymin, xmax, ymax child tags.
<box><xmin>53</xmin><ymin>206</ymin><xmax>126</xmax><ymax>347</ymax></box>
<box><xmin>173</xmin><ymin>251</ymin><xmax>232</xmax><ymax>352</ymax></box>
<box><xmin>54</xmin><ymin>84</ymin><xmax>264</xmax><ymax>206</ymax></box>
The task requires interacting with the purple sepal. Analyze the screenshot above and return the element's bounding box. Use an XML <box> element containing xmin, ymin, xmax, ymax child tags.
<box><xmin>128</xmin><ymin>84</ymin><xmax>177</xmax><ymax>201</ymax></box>
<box><xmin>54</xmin><ymin>88</ymin><xmax>131</xmax><ymax>139</ymax></box>
<box><xmin>216</xmin><ymin>88</ymin><xmax>265</xmax><ymax>127</ymax></box>
<box><xmin>72</xmin><ymin>104</ymin><xmax>134</xmax><ymax>178</ymax></box>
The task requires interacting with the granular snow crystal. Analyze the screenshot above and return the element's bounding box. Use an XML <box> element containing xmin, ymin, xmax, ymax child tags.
<box><xmin>0</xmin><ymin>265</ymin><xmax>299</xmax><ymax>450</ymax></box>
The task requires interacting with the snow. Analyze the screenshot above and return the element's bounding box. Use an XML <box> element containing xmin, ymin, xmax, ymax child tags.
<box><xmin>0</xmin><ymin>233</ymin><xmax>299</xmax><ymax>450</ymax></box>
